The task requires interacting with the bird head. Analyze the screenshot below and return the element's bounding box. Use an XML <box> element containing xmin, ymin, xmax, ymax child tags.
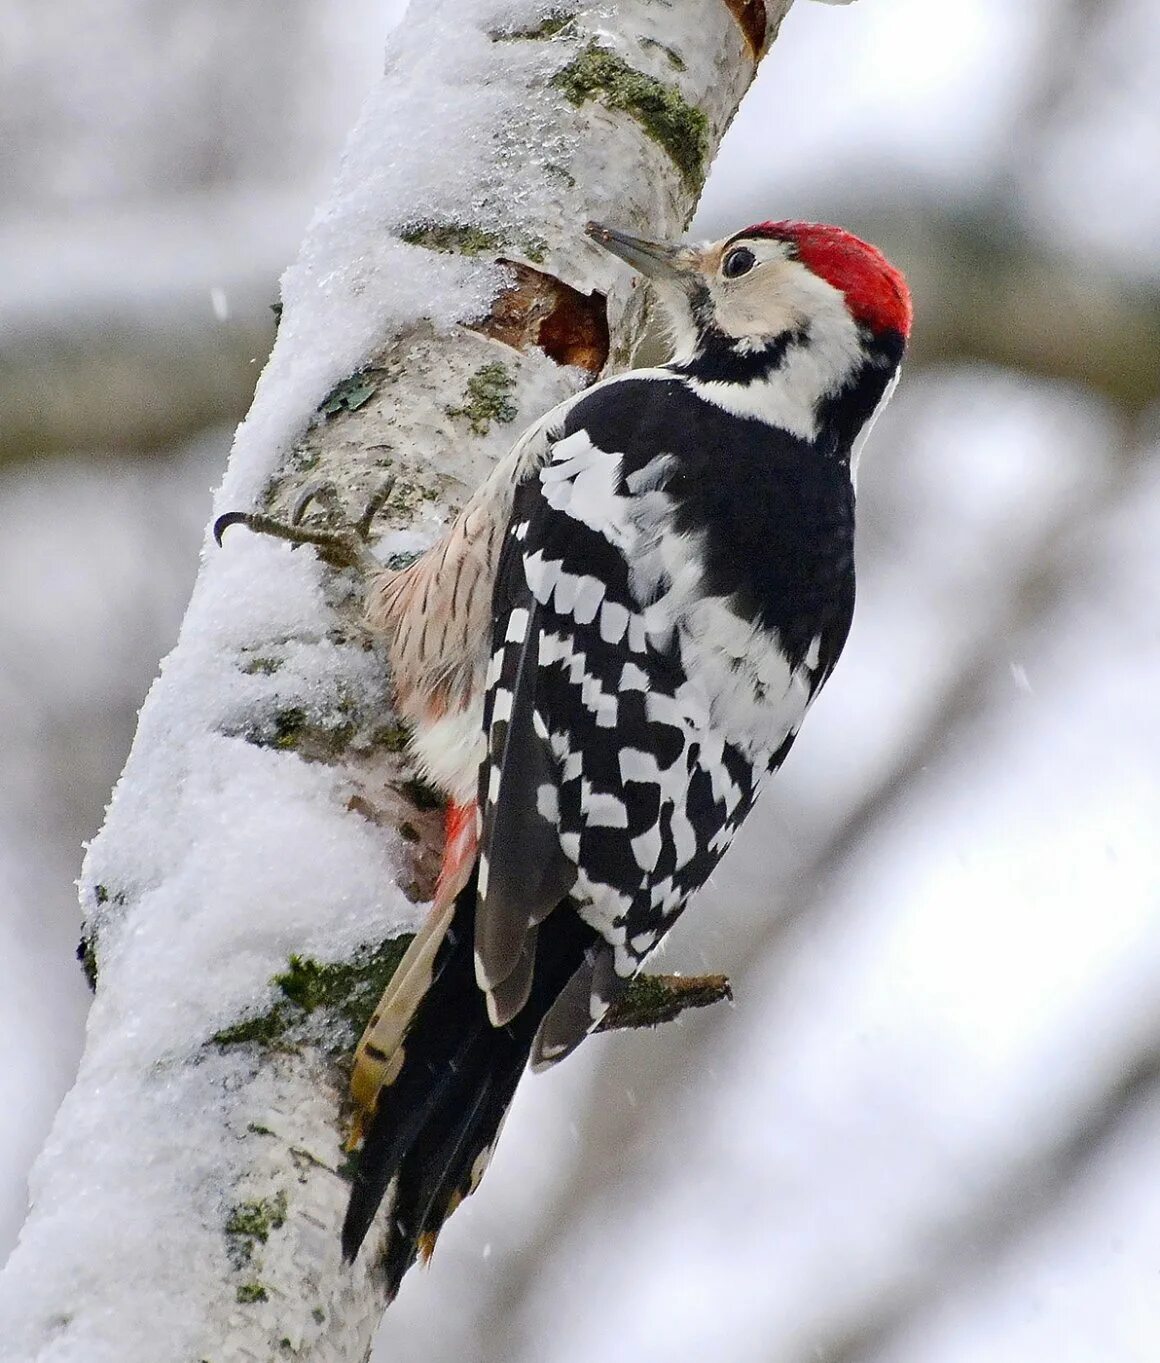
<box><xmin>586</xmin><ymin>219</ymin><xmax>911</xmax><ymax>367</ymax></box>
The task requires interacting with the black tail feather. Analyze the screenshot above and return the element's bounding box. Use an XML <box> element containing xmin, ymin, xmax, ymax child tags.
<box><xmin>380</xmin><ymin>1061</ymin><xmax>499</xmax><ymax>1295</ymax></box>
<box><xmin>342</xmin><ymin>873</ymin><xmax>595</xmax><ymax>1287</ymax></box>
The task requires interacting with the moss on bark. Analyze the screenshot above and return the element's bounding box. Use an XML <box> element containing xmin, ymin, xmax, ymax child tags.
<box><xmin>210</xmin><ymin>937</ymin><xmax>415</xmax><ymax>1054</ymax></box>
<box><xmin>445</xmin><ymin>362</ymin><xmax>519</xmax><ymax>436</ymax></box>
<box><xmin>551</xmin><ymin>45</ymin><xmax>707</xmax><ymax>187</ymax></box>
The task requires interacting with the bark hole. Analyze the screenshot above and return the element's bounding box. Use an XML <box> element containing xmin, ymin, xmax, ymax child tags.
<box><xmin>473</xmin><ymin>260</ymin><xmax>610</xmax><ymax>373</ymax></box>
<box><xmin>724</xmin><ymin>0</ymin><xmax>767</xmax><ymax>58</ymax></box>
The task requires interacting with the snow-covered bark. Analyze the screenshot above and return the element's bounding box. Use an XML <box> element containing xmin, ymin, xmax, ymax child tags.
<box><xmin>0</xmin><ymin>1</ymin><xmax>799</xmax><ymax>1358</ymax></box>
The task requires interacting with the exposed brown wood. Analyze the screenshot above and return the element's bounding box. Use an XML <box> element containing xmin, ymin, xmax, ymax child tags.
<box><xmin>724</xmin><ymin>0</ymin><xmax>767</xmax><ymax>58</ymax></box>
<box><xmin>472</xmin><ymin>260</ymin><xmax>610</xmax><ymax>372</ymax></box>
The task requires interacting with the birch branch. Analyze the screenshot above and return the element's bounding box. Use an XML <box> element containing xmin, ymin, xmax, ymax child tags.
<box><xmin>0</xmin><ymin>2</ymin><xmax>795</xmax><ymax>1359</ymax></box>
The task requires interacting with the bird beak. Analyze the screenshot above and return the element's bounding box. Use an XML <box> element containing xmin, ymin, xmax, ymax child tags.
<box><xmin>586</xmin><ymin>222</ymin><xmax>692</xmax><ymax>283</ymax></box>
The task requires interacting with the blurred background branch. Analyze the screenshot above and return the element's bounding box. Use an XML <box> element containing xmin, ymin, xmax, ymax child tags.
<box><xmin>4</xmin><ymin>201</ymin><xmax>1156</xmax><ymax>471</ymax></box>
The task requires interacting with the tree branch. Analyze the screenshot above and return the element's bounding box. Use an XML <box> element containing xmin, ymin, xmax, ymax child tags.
<box><xmin>0</xmin><ymin>2</ymin><xmax>796</xmax><ymax>1359</ymax></box>
<box><xmin>599</xmin><ymin>973</ymin><xmax>733</xmax><ymax>1031</ymax></box>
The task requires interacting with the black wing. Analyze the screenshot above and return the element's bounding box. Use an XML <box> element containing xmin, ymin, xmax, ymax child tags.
<box><xmin>472</xmin><ymin>392</ymin><xmax>766</xmax><ymax>1061</ymax></box>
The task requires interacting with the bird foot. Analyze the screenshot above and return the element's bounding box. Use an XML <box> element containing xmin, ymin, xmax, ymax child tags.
<box><xmin>213</xmin><ymin>478</ymin><xmax>395</xmax><ymax>573</ymax></box>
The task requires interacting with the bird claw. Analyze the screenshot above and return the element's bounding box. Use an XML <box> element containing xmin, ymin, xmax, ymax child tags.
<box><xmin>213</xmin><ymin>477</ymin><xmax>396</xmax><ymax>574</ymax></box>
<box><xmin>291</xmin><ymin>480</ymin><xmax>343</xmax><ymax>527</ymax></box>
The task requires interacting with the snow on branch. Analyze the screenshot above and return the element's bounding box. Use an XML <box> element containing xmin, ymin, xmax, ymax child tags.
<box><xmin>0</xmin><ymin>1</ymin><xmax>794</xmax><ymax>1358</ymax></box>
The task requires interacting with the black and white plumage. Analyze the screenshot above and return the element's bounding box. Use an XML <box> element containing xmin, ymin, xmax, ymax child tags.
<box><xmin>344</xmin><ymin>219</ymin><xmax>911</xmax><ymax>1288</ymax></box>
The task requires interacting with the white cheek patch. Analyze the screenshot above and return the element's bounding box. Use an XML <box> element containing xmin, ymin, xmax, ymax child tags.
<box><xmin>690</xmin><ymin>261</ymin><xmax>866</xmax><ymax>439</ymax></box>
<box><xmin>711</xmin><ymin>282</ymin><xmax>798</xmax><ymax>345</ymax></box>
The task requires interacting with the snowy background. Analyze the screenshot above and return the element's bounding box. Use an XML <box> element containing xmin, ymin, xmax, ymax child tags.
<box><xmin>2</xmin><ymin>1</ymin><xmax>1158</xmax><ymax>1360</ymax></box>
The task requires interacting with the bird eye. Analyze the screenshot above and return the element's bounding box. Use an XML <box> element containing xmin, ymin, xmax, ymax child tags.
<box><xmin>722</xmin><ymin>247</ymin><xmax>756</xmax><ymax>279</ymax></box>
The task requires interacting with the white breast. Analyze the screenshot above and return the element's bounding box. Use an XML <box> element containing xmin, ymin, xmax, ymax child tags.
<box><xmin>677</xmin><ymin>594</ymin><xmax>814</xmax><ymax>759</ymax></box>
<box><xmin>628</xmin><ymin>481</ymin><xmax>814</xmax><ymax>761</ymax></box>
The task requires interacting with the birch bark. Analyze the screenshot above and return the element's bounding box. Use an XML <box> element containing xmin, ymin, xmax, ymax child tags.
<box><xmin>0</xmin><ymin>2</ymin><xmax>797</xmax><ymax>1358</ymax></box>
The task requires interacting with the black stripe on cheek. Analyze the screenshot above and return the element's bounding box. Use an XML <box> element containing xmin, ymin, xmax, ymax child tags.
<box><xmin>674</xmin><ymin>327</ymin><xmax>804</xmax><ymax>386</ymax></box>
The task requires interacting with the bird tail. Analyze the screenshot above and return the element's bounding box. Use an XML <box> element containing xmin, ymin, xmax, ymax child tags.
<box><xmin>341</xmin><ymin>862</ymin><xmax>593</xmax><ymax>1296</ymax></box>
<box><xmin>348</xmin><ymin>801</ymin><xmax>479</xmax><ymax>1130</ymax></box>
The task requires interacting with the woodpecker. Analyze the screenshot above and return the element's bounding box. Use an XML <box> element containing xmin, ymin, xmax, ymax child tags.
<box><xmin>334</xmin><ymin>219</ymin><xmax>911</xmax><ymax>1287</ymax></box>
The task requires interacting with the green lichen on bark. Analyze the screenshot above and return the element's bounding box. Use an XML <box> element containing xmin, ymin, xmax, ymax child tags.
<box><xmin>237</xmin><ymin>703</ymin><xmax>360</xmax><ymax>762</ymax></box>
<box><xmin>551</xmin><ymin>44</ymin><xmax>707</xmax><ymax>187</ymax></box>
<box><xmin>446</xmin><ymin>362</ymin><xmax>518</xmax><ymax>436</ymax></box>
<box><xmin>400</xmin><ymin>222</ymin><xmax>506</xmax><ymax>255</ymax></box>
<box><xmin>544</xmin><ymin>161</ymin><xmax>577</xmax><ymax>188</ymax></box>
<box><xmin>317</xmin><ymin>369</ymin><xmax>381</xmax><ymax>417</ymax></box>
<box><xmin>265</xmin><ymin>706</ymin><xmax>308</xmax><ymax>748</ymax></box>
<box><xmin>239</xmin><ymin>654</ymin><xmax>283</xmax><ymax>676</ymax></box>
<box><xmin>225</xmin><ymin>1191</ymin><xmax>288</xmax><ymax>1269</ymax></box>
<box><xmin>491</xmin><ymin>11</ymin><xmax>575</xmax><ymax>40</ymax></box>
<box><xmin>400</xmin><ymin>221</ymin><xmax>547</xmax><ymax>264</ymax></box>
<box><xmin>599</xmin><ymin>972</ymin><xmax>733</xmax><ymax>1031</ymax></box>
<box><xmin>518</xmin><ymin>234</ymin><xmax>549</xmax><ymax>264</ymax></box>
<box><xmin>78</xmin><ymin>883</ymin><xmax>128</xmax><ymax>990</ymax></box>
<box><xmin>300</xmin><ymin>937</ymin><xmax>416</xmax><ymax>1034</ymax></box>
<box><xmin>210</xmin><ymin>936</ymin><xmax>415</xmax><ymax>1054</ymax></box>
<box><xmin>369</xmin><ymin>721</ymin><xmax>410</xmax><ymax>752</ymax></box>
<box><xmin>275</xmin><ymin>949</ymin><xmax>402</xmax><ymax>1026</ymax></box>
<box><xmin>380</xmin><ymin>477</ymin><xmax>440</xmax><ymax>517</ymax></box>
<box><xmin>91</xmin><ymin>882</ymin><xmax>126</xmax><ymax>912</ymax></box>
<box><xmin>76</xmin><ymin>931</ymin><xmax>99</xmax><ymax>992</ymax></box>
<box><xmin>210</xmin><ymin>1009</ymin><xmax>293</xmax><ymax>1050</ymax></box>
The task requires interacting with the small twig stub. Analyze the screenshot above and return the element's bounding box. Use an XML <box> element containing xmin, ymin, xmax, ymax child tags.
<box><xmin>599</xmin><ymin>973</ymin><xmax>733</xmax><ymax>1031</ymax></box>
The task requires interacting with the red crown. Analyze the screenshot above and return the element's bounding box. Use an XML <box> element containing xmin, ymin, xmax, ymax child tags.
<box><xmin>739</xmin><ymin>221</ymin><xmax>912</xmax><ymax>339</ymax></box>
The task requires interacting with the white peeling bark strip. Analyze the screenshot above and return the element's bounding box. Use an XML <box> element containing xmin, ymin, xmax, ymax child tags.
<box><xmin>0</xmin><ymin>1</ymin><xmax>794</xmax><ymax>1360</ymax></box>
